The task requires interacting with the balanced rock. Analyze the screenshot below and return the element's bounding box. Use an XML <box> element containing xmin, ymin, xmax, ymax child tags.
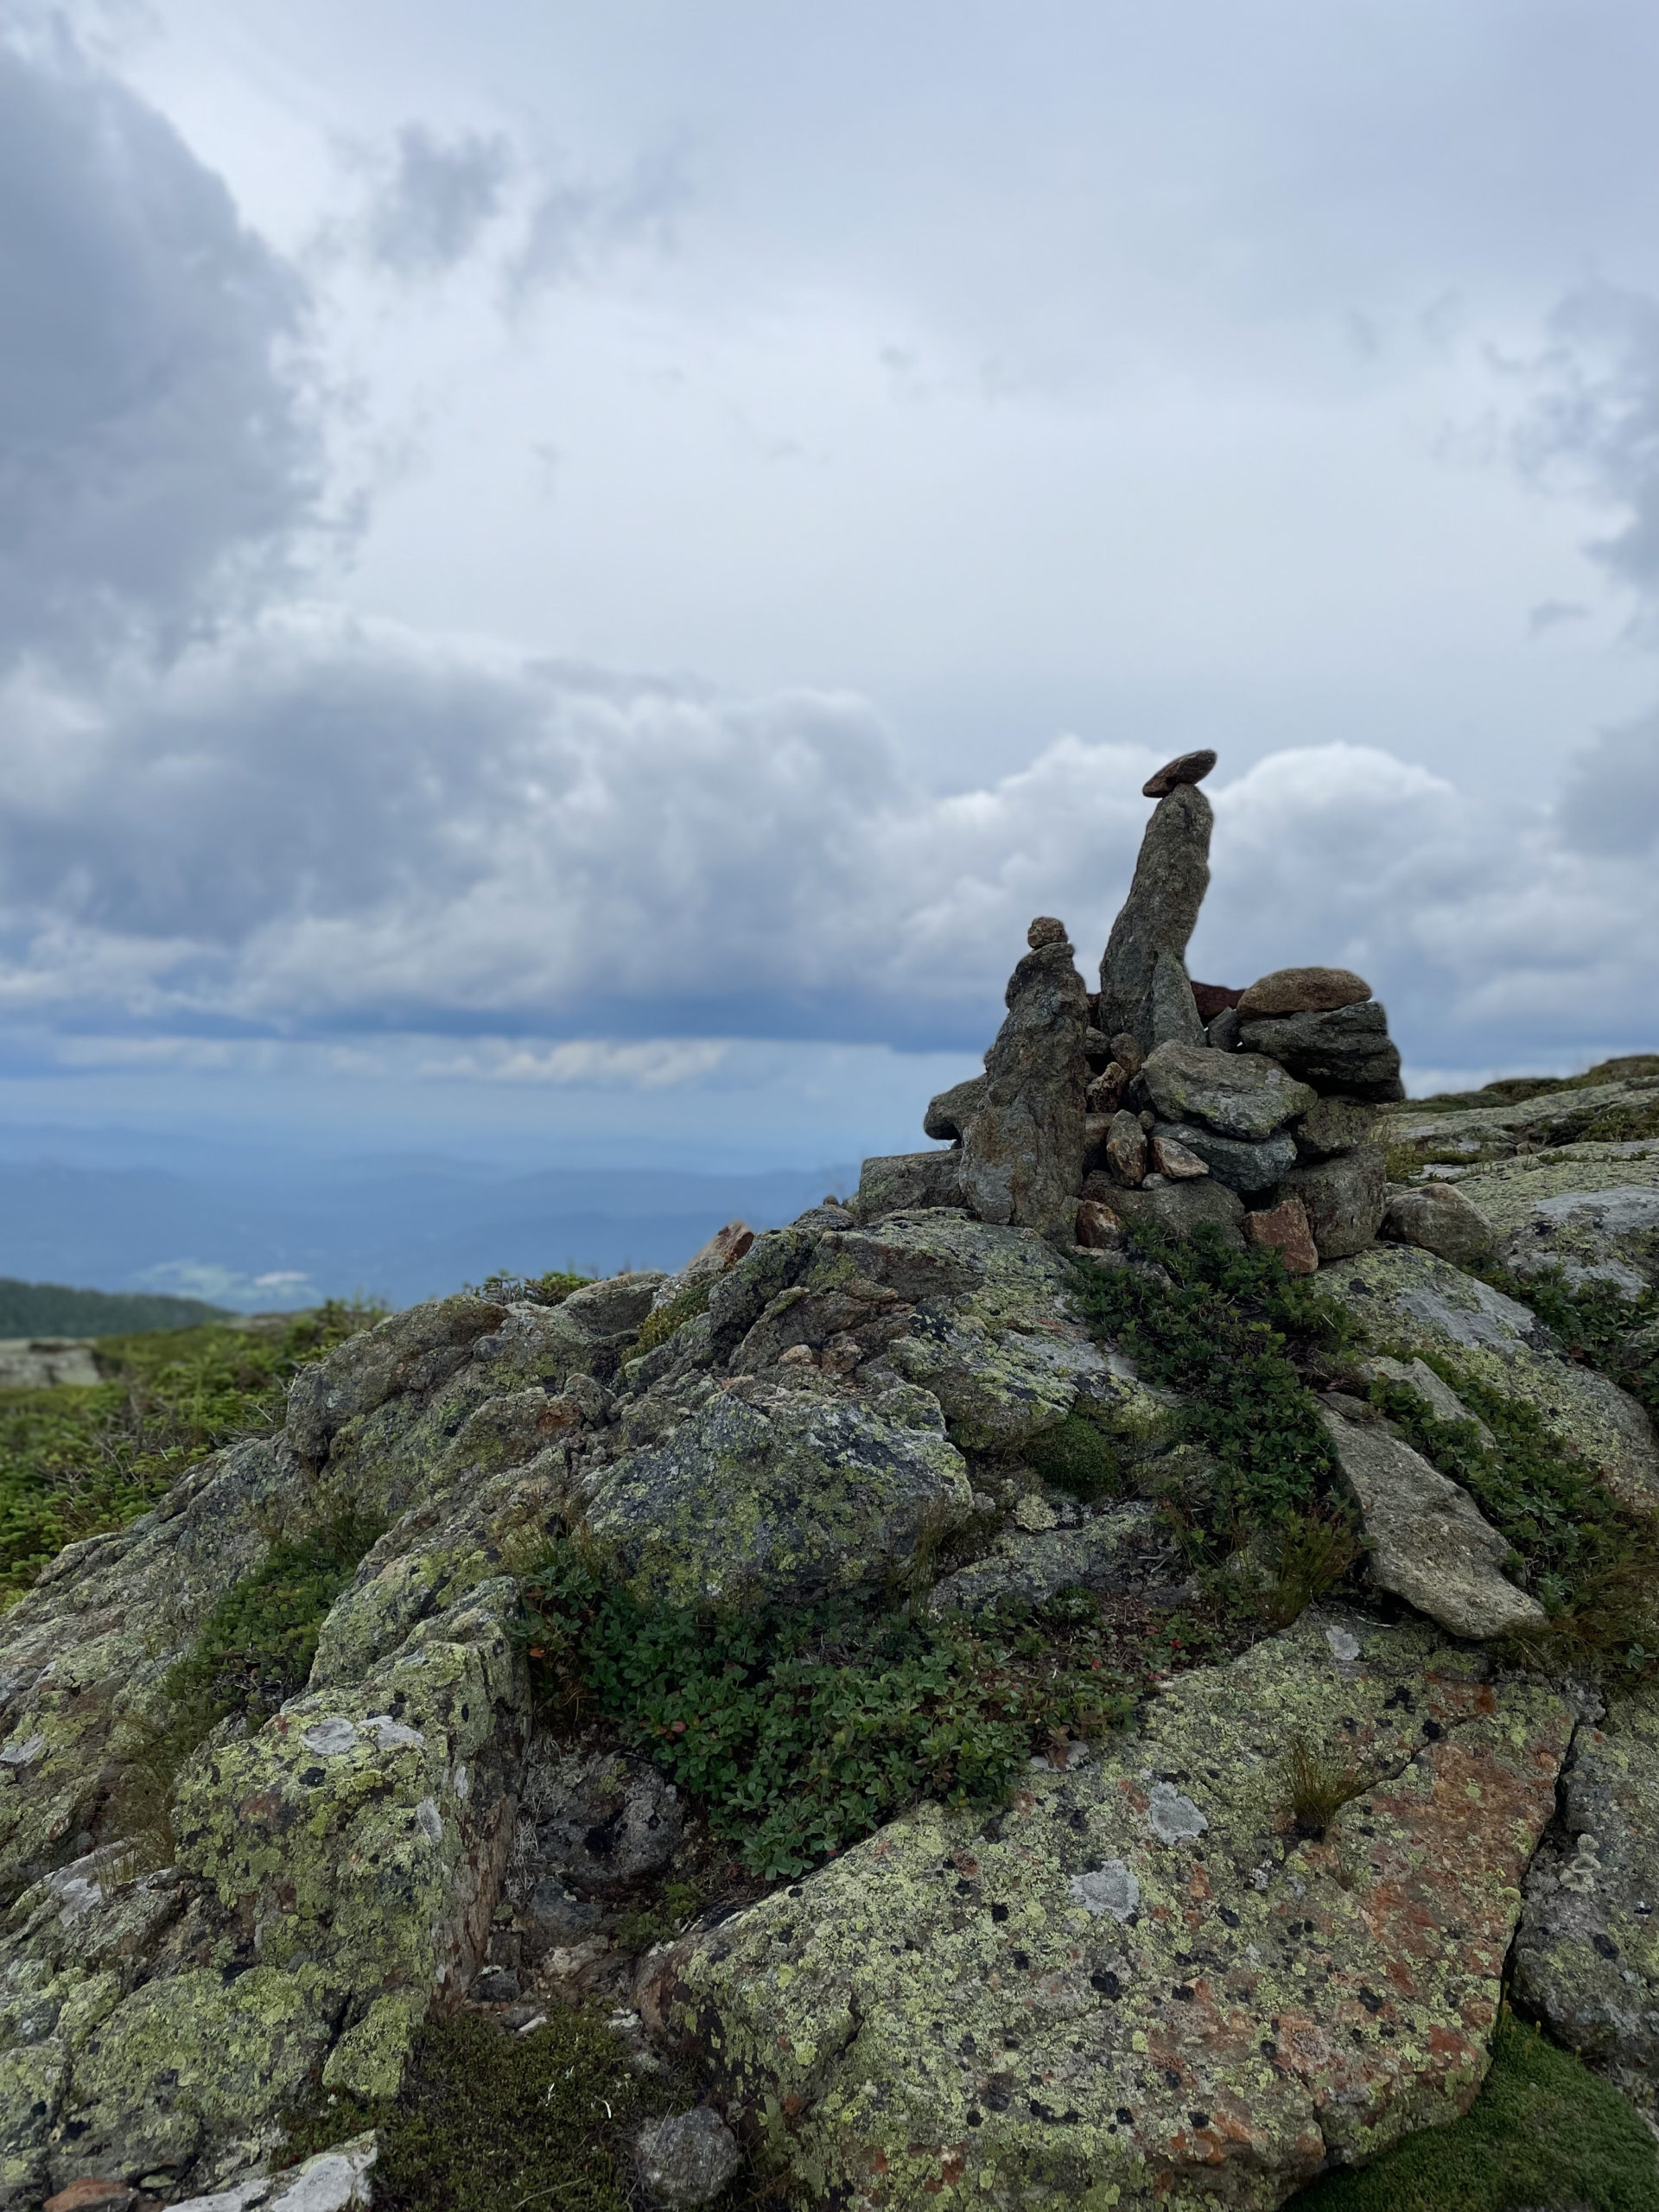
<box><xmin>1280</xmin><ymin>1143</ymin><xmax>1388</xmax><ymax>1259</ymax></box>
<box><xmin>922</xmin><ymin>1072</ymin><xmax>987</xmax><ymax>1141</ymax></box>
<box><xmin>1319</xmin><ymin>1400</ymin><xmax>1545</xmax><ymax>1640</ymax></box>
<box><xmin>1140</xmin><ymin>1039</ymin><xmax>1314</xmax><ymax>1141</ymax></box>
<box><xmin>1382</xmin><ymin>1182</ymin><xmax>1495</xmax><ymax>1267</ymax></box>
<box><xmin>1098</xmin><ymin>785</ymin><xmax>1211</xmax><ymax>1053</ymax></box>
<box><xmin>1141</xmin><ymin>746</ymin><xmax>1217</xmax><ymax>798</ymax></box>
<box><xmin>959</xmin><ymin>923</ymin><xmax>1090</xmax><ymax>1232</ymax></box>
<box><xmin>1237</xmin><ymin>965</ymin><xmax>1371</xmax><ymax>1018</ymax></box>
<box><xmin>1237</xmin><ymin>1001</ymin><xmax>1404</xmax><ymax>1103</ymax></box>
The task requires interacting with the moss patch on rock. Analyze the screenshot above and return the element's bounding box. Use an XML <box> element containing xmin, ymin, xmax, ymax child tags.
<box><xmin>1289</xmin><ymin>2010</ymin><xmax>1658</xmax><ymax>2211</ymax></box>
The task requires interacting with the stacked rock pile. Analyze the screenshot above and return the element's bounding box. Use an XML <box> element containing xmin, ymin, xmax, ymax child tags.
<box><xmin>861</xmin><ymin>747</ymin><xmax>1405</xmax><ymax>1273</ymax></box>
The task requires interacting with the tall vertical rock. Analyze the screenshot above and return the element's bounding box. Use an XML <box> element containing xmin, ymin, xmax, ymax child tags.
<box><xmin>1098</xmin><ymin>753</ymin><xmax>1216</xmax><ymax>1054</ymax></box>
<box><xmin>959</xmin><ymin>918</ymin><xmax>1089</xmax><ymax>1233</ymax></box>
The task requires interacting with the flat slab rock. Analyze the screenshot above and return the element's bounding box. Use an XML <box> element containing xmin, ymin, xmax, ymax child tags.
<box><xmin>1319</xmin><ymin>1402</ymin><xmax>1543</xmax><ymax>1640</ymax></box>
<box><xmin>1325</xmin><ymin>1244</ymin><xmax>1659</xmax><ymax>1514</ymax></box>
<box><xmin>1514</xmin><ymin>1681</ymin><xmax>1659</xmax><ymax>2123</ymax></box>
<box><xmin>1433</xmin><ymin>1147</ymin><xmax>1659</xmax><ymax>1299</ymax></box>
<box><xmin>648</xmin><ymin>1611</ymin><xmax>1573</xmax><ymax>2211</ymax></box>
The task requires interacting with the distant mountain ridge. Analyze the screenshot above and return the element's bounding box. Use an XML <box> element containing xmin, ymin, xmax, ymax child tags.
<box><xmin>0</xmin><ymin>1277</ymin><xmax>229</xmax><ymax>1337</ymax></box>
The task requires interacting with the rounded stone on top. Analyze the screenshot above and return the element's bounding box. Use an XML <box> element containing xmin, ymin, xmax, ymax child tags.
<box><xmin>1027</xmin><ymin>915</ymin><xmax>1068</xmax><ymax>949</ymax></box>
<box><xmin>1236</xmin><ymin>966</ymin><xmax>1371</xmax><ymax>1019</ymax></box>
<box><xmin>1141</xmin><ymin>748</ymin><xmax>1217</xmax><ymax>799</ymax></box>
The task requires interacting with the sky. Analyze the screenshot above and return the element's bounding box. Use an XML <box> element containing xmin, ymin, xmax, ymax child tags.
<box><xmin>3</xmin><ymin>0</ymin><xmax>1659</xmax><ymax>1184</ymax></box>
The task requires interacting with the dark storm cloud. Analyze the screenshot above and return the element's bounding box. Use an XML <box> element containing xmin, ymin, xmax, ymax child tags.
<box><xmin>362</xmin><ymin>123</ymin><xmax>515</xmax><ymax>277</ymax></box>
<box><xmin>0</xmin><ymin>24</ymin><xmax>327</xmax><ymax>664</ymax></box>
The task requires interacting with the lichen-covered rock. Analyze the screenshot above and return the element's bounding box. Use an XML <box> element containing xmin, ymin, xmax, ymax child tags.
<box><xmin>1381</xmin><ymin>1069</ymin><xmax>1659</xmax><ymax>1170</ymax></box>
<box><xmin>1513</xmin><ymin>1684</ymin><xmax>1659</xmax><ymax>2122</ymax></box>
<box><xmin>284</xmin><ymin>1297</ymin><xmax>509</xmax><ymax>1464</ymax></box>
<box><xmin>1381</xmin><ymin>1183</ymin><xmax>1495</xmax><ymax>1268</ymax></box>
<box><xmin>1140</xmin><ymin>1043</ymin><xmax>1314</xmax><ymax>1143</ymax></box>
<box><xmin>511</xmin><ymin>1746</ymin><xmax>682</xmax><ymax>1897</ymax></box>
<box><xmin>575</xmin><ymin>1383</ymin><xmax>972</xmax><ymax>1606</ymax></box>
<box><xmin>1434</xmin><ymin>1149</ymin><xmax>1659</xmax><ymax>1297</ymax></box>
<box><xmin>633</xmin><ymin>2107</ymin><xmax>741</xmax><ymax>2208</ymax></box>
<box><xmin>1099</xmin><ymin>784</ymin><xmax>1211</xmax><ymax>1054</ymax></box>
<box><xmin>1237</xmin><ymin>1003</ymin><xmax>1403</xmax><ymax>1103</ymax></box>
<box><xmin>960</xmin><ymin>930</ymin><xmax>1090</xmax><ymax>1234</ymax></box>
<box><xmin>648</xmin><ymin>1612</ymin><xmax>1572</xmax><ymax>2210</ymax></box>
<box><xmin>1280</xmin><ymin>1145</ymin><xmax>1387</xmax><ymax>1261</ymax></box>
<box><xmin>851</xmin><ymin>1152</ymin><xmax>963</xmax><ymax>1223</ymax></box>
<box><xmin>1319</xmin><ymin>1401</ymin><xmax>1543</xmax><ymax>1639</ymax></box>
<box><xmin>1325</xmin><ymin>1244</ymin><xmax>1659</xmax><ymax>1512</ymax></box>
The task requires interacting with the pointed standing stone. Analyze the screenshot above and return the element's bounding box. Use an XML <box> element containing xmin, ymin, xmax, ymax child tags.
<box><xmin>1099</xmin><ymin>766</ymin><xmax>1215</xmax><ymax>1056</ymax></box>
<box><xmin>959</xmin><ymin>918</ymin><xmax>1089</xmax><ymax>1232</ymax></box>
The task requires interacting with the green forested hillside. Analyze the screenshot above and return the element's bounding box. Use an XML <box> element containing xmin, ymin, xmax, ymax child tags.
<box><xmin>0</xmin><ymin>1276</ymin><xmax>229</xmax><ymax>1337</ymax></box>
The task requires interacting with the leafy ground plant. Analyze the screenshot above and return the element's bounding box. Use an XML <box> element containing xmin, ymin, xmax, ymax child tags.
<box><xmin>1288</xmin><ymin>2009</ymin><xmax>1658</xmax><ymax>2211</ymax></box>
<box><xmin>519</xmin><ymin>1547</ymin><xmax>1135</xmax><ymax>1878</ymax></box>
<box><xmin>1066</xmin><ymin>1223</ymin><xmax>1357</xmax><ymax>1540</ymax></box>
<box><xmin>0</xmin><ymin>1306</ymin><xmax>374</xmax><ymax>1602</ymax></box>
<box><xmin>1472</xmin><ymin>1255</ymin><xmax>1659</xmax><ymax>1421</ymax></box>
<box><xmin>1368</xmin><ymin>1367</ymin><xmax>1659</xmax><ymax>1682</ymax></box>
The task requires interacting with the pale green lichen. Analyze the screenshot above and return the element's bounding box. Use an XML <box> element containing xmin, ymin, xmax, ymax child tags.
<box><xmin>322</xmin><ymin>1993</ymin><xmax>416</xmax><ymax>2101</ymax></box>
<box><xmin>664</xmin><ymin>1611</ymin><xmax>1571</xmax><ymax>2210</ymax></box>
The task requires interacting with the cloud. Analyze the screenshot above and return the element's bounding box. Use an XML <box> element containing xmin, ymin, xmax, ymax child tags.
<box><xmin>361</xmin><ymin>123</ymin><xmax>515</xmax><ymax>277</ymax></box>
<box><xmin>1518</xmin><ymin>282</ymin><xmax>1659</xmax><ymax>608</ymax></box>
<box><xmin>0</xmin><ymin>22</ymin><xmax>327</xmax><ymax>666</ymax></box>
<box><xmin>2</xmin><ymin>610</ymin><xmax>1656</xmax><ymax>1074</ymax></box>
<box><xmin>504</xmin><ymin>145</ymin><xmax>690</xmax><ymax>306</ymax></box>
<box><xmin>1554</xmin><ymin>713</ymin><xmax>1659</xmax><ymax>857</ymax></box>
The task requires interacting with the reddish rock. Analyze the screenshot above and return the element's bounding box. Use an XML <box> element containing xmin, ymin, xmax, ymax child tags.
<box><xmin>45</xmin><ymin>2186</ymin><xmax>135</xmax><ymax>2212</ymax></box>
<box><xmin>1110</xmin><ymin>1031</ymin><xmax>1144</xmax><ymax>1077</ymax></box>
<box><xmin>1075</xmin><ymin>1198</ymin><xmax>1125</xmax><ymax>1249</ymax></box>
<box><xmin>1084</xmin><ymin>1062</ymin><xmax>1126</xmax><ymax>1113</ymax></box>
<box><xmin>1141</xmin><ymin>747</ymin><xmax>1218</xmax><ymax>798</ymax></box>
<box><xmin>1190</xmin><ymin>981</ymin><xmax>1244</xmax><ymax>1021</ymax></box>
<box><xmin>1237</xmin><ymin>965</ymin><xmax>1371</xmax><ymax>1018</ymax></box>
<box><xmin>1246</xmin><ymin>1194</ymin><xmax>1319</xmax><ymax>1274</ymax></box>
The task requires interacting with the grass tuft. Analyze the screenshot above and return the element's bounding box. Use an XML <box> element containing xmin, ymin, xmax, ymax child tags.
<box><xmin>1285</xmin><ymin>1737</ymin><xmax>1365</xmax><ymax>1840</ymax></box>
<box><xmin>1288</xmin><ymin>2008</ymin><xmax>1659</xmax><ymax>2210</ymax></box>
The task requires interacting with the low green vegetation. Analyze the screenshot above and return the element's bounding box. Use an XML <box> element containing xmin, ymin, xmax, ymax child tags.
<box><xmin>519</xmin><ymin>1547</ymin><xmax>1135</xmax><ymax>1878</ymax></box>
<box><xmin>0</xmin><ymin>1306</ymin><xmax>373</xmax><ymax>1602</ymax></box>
<box><xmin>468</xmin><ymin>1267</ymin><xmax>588</xmax><ymax>1306</ymax></box>
<box><xmin>1290</xmin><ymin>2010</ymin><xmax>1659</xmax><ymax>2211</ymax></box>
<box><xmin>0</xmin><ymin>1276</ymin><xmax>230</xmax><ymax>1335</ymax></box>
<box><xmin>635</xmin><ymin>1275</ymin><xmax>712</xmax><ymax>1355</ymax></box>
<box><xmin>108</xmin><ymin>1509</ymin><xmax>384</xmax><ymax>1864</ymax></box>
<box><xmin>1472</xmin><ymin>1255</ymin><xmax>1659</xmax><ymax>1421</ymax></box>
<box><xmin>1066</xmin><ymin>1223</ymin><xmax>1356</xmax><ymax>1535</ymax></box>
<box><xmin>1369</xmin><ymin>1365</ymin><xmax>1659</xmax><ymax>1681</ymax></box>
<box><xmin>1022</xmin><ymin>1408</ymin><xmax>1123</xmax><ymax>1501</ymax></box>
<box><xmin>1405</xmin><ymin>1052</ymin><xmax>1659</xmax><ymax>1113</ymax></box>
<box><xmin>283</xmin><ymin>2009</ymin><xmax>717</xmax><ymax>2212</ymax></box>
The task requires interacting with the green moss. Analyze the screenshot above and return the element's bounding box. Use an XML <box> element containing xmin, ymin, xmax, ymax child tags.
<box><xmin>635</xmin><ymin>1276</ymin><xmax>713</xmax><ymax>1356</ymax></box>
<box><xmin>1289</xmin><ymin>2011</ymin><xmax>1659</xmax><ymax>2211</ymax></box>
<box><xmin>0</xmin><ymin>1305</ymin><xmax>374</xmax><ymax>1600</ymax></box>
<box><xmin>163</xmin><ymin>1509</ymin><xmax>386</xmax><ymax>1726</ymax></box>
<box><xmin>1066</xmin><ymin>1223</ymin><xmax>1354</xmax><ymax>1536</ymax></box>
<box><xmin>284</xmin><ymin>2009</ymin><xmax>706</xmax><ymax>2212</ymax></box>
<box><xmin>1022</xmin><ymin>1410</ymin><xmax>1122</xmax><ymax>1501</ymax></box>
<box><xmin>1369</xmin><ymin>1368</ymin><xmax>1659</xmax><ymax>1682</ymax></box>
<box><xmin>520</xmin><ymin>1548</ymin><xmax>1132</xmax><ymax>1877</ymax></box>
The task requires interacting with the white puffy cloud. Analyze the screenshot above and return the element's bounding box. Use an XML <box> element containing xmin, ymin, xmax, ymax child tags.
<box><xmin>0</xmin><ymin>21</ymin><xmax>327</xmax><ymax>664</ymax></box>
<box><xmin>1</xmin><ymin>611</ymin><xmax>1656</xmax><ymax>1075</ymax></box>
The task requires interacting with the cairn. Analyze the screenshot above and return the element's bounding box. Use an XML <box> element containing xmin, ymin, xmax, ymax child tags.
<box><xmin>857</xmin><ymin>748</ymin><xmax>1405</xmax><ymax>1270</ymax></box>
